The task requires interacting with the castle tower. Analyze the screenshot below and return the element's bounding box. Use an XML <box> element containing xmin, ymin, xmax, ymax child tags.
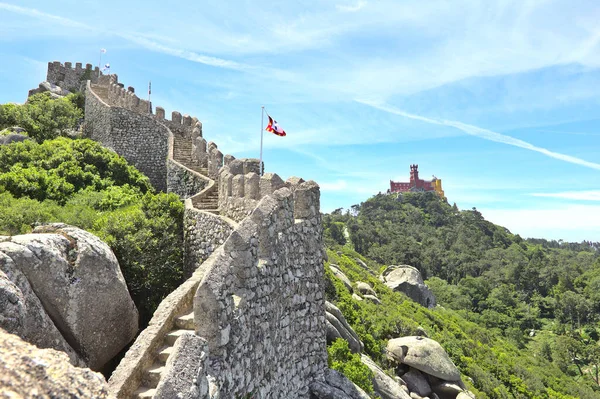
<box><xmin>409</xmin><ymin>164</ymin><xmax>419</xmax><ymax>187</ymax></box>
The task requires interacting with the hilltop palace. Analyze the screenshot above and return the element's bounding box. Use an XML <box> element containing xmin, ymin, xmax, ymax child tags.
<box><xmin>389</xmin><ymin>164</ymin><xmax>445</xmax><ymax>198</ymax></box>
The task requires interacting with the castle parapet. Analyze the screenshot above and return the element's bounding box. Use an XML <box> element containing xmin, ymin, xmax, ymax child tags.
<box><xmin>107</xmin><ymin>82</ymin><xmax>151</xmax><ymax>114</ymax></box>
<box><xmin>46</xmin><ymin>60</ymin><xmax>101</xmax><ymax>92</ymax></box>
<box><xmin>217</xmin><ymin>158</ymin><xmax>314</xmax><ymax>223</ymax></box>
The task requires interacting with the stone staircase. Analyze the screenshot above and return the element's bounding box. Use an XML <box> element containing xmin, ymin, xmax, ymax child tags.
<box><xmin>133</xmin><ymin>310</ymin><xmax>195</xmax><ymax>398</ymax></box>
<box><xmin>90</xmin><ymin>83</ymin><xmax>108</xmax><ymax>102</ymax></box>
<box><xmin>172</xmin><ymin>134</ymin><xmax>200</xmax><ymax>171</ymax></box>
<box><xmin>172</xmin><ymin>134</ymin><xmax>219</xmax><ymax>214</ymax></box>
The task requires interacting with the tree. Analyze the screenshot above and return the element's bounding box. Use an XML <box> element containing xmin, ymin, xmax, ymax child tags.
<box><xmin>0</xmin><ymin>92</ymin><xmax>83</xmax><ymax>142</ymax></box>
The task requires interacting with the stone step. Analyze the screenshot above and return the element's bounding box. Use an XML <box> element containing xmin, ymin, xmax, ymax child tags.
<box><xmin>175</xmin><ymin>311</ymin><xmax>195</xmax><ymax>330</ymax></box>
<box><xmin>143</xmin><ymin>363</ymin><xmax>165</xmax><ymax>388</ymax></box>
<box><xmin>164</xmin><ymin>329</ymin><xmax>191</xmax><ymax>346</ymax></box>
<box><xmin>134</xmin><ymin>386</ymin><xmax>156</xmax><ymax>399</ymax></box>
<box><xmin>157</xmin><ymin>346</ymin><xmax>173</xmax><ymax>363</ymax></box>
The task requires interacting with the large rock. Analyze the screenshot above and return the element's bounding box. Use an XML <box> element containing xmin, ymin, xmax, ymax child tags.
<box><xmin>354</xmin><ymin>258</ymin><xmax>375</xmax><ymax>275</ymax></box>
<box><xmin>310</xmin><ymin>369</ymin><xmax>371</xmax><ymax>399</ymax></box>
<box><xmin>0</xmin><ymin>224</ymin><xmax>138</xmax><ymax>370</ymax></box>
<box><xmin>29</xmin><ymin>81</ymin><xmax>71</xmax><ymax>99</ymax></box>
<box><xmin>330</xmin><ymin>264</ymin><xmax>353</xmax><ymax>292</ymax></box>
<box><xmin>325</xmin><ymin>301</ymin><xmax>363</xmax><ymax>353</ymax></box>
<box><xmin>386</xmin><ymin>336</ymin><xmax>460</xmax><ymax>381</ymax></box>
<box><xmin>0</xmin><ymin>127</ymin><xmax>30</xmax><ymax>145</ymax></box>
<box><xmin>380</xmin><ymin>265</ymin><xmax>436</xmax><ymax>308</ymax></box>
<box><xmin>361</xmin><ymin>354</ymin><xmax>411</xmax><ymax>399</ymax></box>
<box><xmin>401</xmin><ymin>369</ymin><xmax>431</xmax><ymax>397</ymax></box>
<box><xmin>355</xmin><ymin>281</ymin><xmax>376</xmax><ymax>296</ymax></box>
<box><xmin>0</xmin><ymin>328</ymin><xmax>114</xmax><ymax>398</ymax></box>
<box><xmin>0</xmin><ymin>252</ymin><xmax>83</xmax><ymax>366</ymax></box>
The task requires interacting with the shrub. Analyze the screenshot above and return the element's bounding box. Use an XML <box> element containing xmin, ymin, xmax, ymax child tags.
<box><xmin>0</xmin><ymin>92</ymin><xmax>83</xmax><ymax>141</ymax></box>
<box><xmin>328</xmin><ymin>338</ymin><xmax>374</xmax><ymax>394</ymax></box>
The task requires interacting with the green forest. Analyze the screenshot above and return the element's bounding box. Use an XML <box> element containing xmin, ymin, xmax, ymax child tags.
<box><xmin>323</xmin><ymin>192</ymin><xmax>600</xmax><ymax>398</ymax></box>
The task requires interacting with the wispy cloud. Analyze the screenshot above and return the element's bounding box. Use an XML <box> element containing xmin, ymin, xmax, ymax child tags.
<box><xmin>336</xmin><ymin>1</ymin><xmax>367</xmax><ymax>13</ymax></box>
<box><xmin>118</xmin><ymin>34</ymin><xmax>253</xmax><ymax>72</ymax></box>
<box><xmin>531</xmin><ymin>191</ymin><xmax>600</xmax><ymax>201</ymax></box>
<box><xmin>358</xmin><ymin>100</ymin><xmax>600</xmax><ymax>171</ymax></box>
<box><xmin>0</xmin><ymin>3</ymin><xmax>251</xmax><ymax>72</ymax></box>
<box><xmin>0</xmin><ymin>2</ymin><xmax>92</xmax><ymax>30</ymax></box>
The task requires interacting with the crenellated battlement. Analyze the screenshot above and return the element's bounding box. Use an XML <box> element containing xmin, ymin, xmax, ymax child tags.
<box><xmin>106</xmin><ymin>82</ymin><xmax>151</xmax><ymax>115</ymax></box>
<box><xmin>47</xmin><ymin>61</ymin><xmax>101</xmax><ymax>92</ymax></box>
<box><xmin>79</xmin><ymin>60</ymin><xmax>327</xmax><ymax>399</ymax></box>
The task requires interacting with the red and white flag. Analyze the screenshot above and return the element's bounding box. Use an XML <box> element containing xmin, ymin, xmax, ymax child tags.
<box><xmin>265</xmin><ymin>115</ymin><xmax>286</xmax><ymax>137</ymax></box>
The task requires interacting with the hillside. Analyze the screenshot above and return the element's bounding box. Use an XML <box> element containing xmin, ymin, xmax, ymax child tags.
<box><xmin>323</xmin><ymin>192</ymin><xmax>600</xmax><ymax>398</ymax></box>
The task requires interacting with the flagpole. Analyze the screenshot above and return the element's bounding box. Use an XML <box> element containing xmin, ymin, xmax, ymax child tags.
<box><xmin>98</xmin><ymin>50</ymin><xmax>102</xmax><ymax>78</ymax></box>
<box><xmin>260</xmin><ymin>106</ymin><xmax>264</xmax><ymax>176</ymax></box>
<box><xmin>148</xmin><ymin>81</ymin><xmax>151</xmax><ymax>114</ymax></box>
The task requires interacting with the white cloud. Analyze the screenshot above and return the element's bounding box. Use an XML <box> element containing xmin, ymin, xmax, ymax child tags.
<box><xmin>358</xmin><ymin>100</ymin><xmax>600</xmax><ymax>171</ymax></box>
<box><xmin>0</xmin><ymin>2</ymin><xmax>92</xmax><ymax>30</ymax></box>
<box><xmin>0</xmin><ymin>3</ymin><xmax>250</xmax><ymax>72</ymax></box>
<box><xmin>530</xmin><ymin>191</ymin><xmax>600</xmax><ymax>201</ymax></box>
<box><xmin>480</xmin><ymin>205</ymin><xmax>600</xmax><ymax>241</ymax></box>
<box><xmin>118</xmin><ymin>34</ymin><xmax>253</xmax><ymax>72</ymax></box>
<box><xmin>336</xmin><ymin>1</ymin><xmax>367</xmax><ymax>13</ymax></box>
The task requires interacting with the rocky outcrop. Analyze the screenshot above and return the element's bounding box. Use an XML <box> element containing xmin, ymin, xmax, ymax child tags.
<box><xmin>28</xmin><ymin>81</ymin><xmax>71</xmax><ymax>99</ymax></box>
<box><xmin>356</xmin><ymin>281</ymin><xmax>376</xmax><ymax>296</ymax></box>
<box><xmin>310</xmin><ymin>369</ymin><xmax>371</xmax><ymax>399</ymax></box>
<box><xmin>0</xmin><ymin>328</ymin><xmax>114</xmax><ymax>398</ymax></box>
<box><xmin>387</xmin><ymin>336</ymin><xmax>460</xmax><ymax>381</ymax></box>
<box><xmin>401</xmin><ymin>369</ymin><xmax>431</xmax><ymax>397</ymax></box>
<box><xmin>0</xmin><ymin>251</ymin><xmax>83</xmax><ymax>366</ymax></box>
<box><xmin>325</xmin><ymin>301</ymin><xmax>363</xmax><ymax>353</ymax></box>
<box><xmin>330</xmin><ymin>264</ymin><xmax>353</xmax><ymax>292</ymax></box>
<box><xmin>361</xmin><ymin>354</ymin><xmax>411</xmax><ymax>399</ymax></box>
<box><xmin>0</xmin><ymin>127</ymin><xmax>30</xmax><ymax>145</ymax></box>
<box><xmin>0</xmin><ymin>224</ymin><xmax>138</xmax><ymax>370</ymax></box>
<box><xmin>380</xmin><ymin>265</ymin><xmax>436</xmax><ymax>308</ymax></box>
<box><xmin>386</xmin><ymin>336</ymin><xmax>476</xmax><ymax>399</ymax></box>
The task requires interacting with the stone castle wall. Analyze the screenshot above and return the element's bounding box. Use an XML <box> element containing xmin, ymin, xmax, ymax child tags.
<box><xmin>85</xmin><ymin>82</ymin><xmax>169</xmax><ymax>191</ymax></box>
<box><xmin>47</xmin><ymin>61</ymin><xmax>100</xmax><ymax>92</ymax></box>
<box><xmin>75</xmin><ymin>61</ymin><xmax>330</xmax><ymax>398</ymax></box>
<box><xmin>183</xmin><ymin>205</ymin><xmax>235</xmax><ymax>278</ymax></box>
<box><xmin>193</xmin><ymin>180</ymin><xmax>326</xmax><ymax>398</ymax></box>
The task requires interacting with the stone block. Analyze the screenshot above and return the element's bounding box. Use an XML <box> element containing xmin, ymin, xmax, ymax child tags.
<box><xmin>260</xmin><ymin>173</ymin><xmax>285</xmax><ymax>198</ymax></box>
<box><xmin>244</xmin><ymin>173</ymin><xmax>260</xmax><ymax>200</ymax></box>
<box><xmin>286</xmin><ymin>176</ymin><xmax>306</xmax><ymax>192</ymax></box>
<box><xmin>222</xmin><ymin>173</ymin><xmax>233</xmax><ymax>197</ymax></box>
<box><xmin>224</xmin><ymin>154</ymin><xmax>235</xmax><ymax>166</ymax></box>
<box><xmin>171</xmin><ymin>111</ymin><xmax>182</xmax><ymax>124</ymax></box>
<box><xmin>154</xmin><ymin>333</ymin><xmax>210</xmax><ymax>399</ymax></box>
<box><xmin>227</xmin><ymin>159</ymin><xmax>245</xmax><ymax>175</ymax></box>
<box><xmin>192</xmin><ymin>126</ymin><xmax>202</xmax><ymax>141</ymax></box>
<box><xmin>293</xmin><ymin>180</ymin><xmax>320</xmax><ymax>219</ymax></box>
<box><xmin>208</xmin><ymin>149</ymin><xmax>223</xmax><ymax>179</ymax></box>
<box><xmin>243</xmin><ymin>159</ymin><xmax>261</xmax><ymax>175</ymax></box>
<box><xmin>183</xmin><ymin>114</ymin><xmax>192</xmax><ymax>126</ymax></box>
<box><xmin>194</xmin><ymin>137</ymin><xmax>208</xmax><ymax>168</ymax></box>
<box><xmin>232</xmin><ymin>175</ymin><xmax>245</xmax><ymax>198</ymax></box>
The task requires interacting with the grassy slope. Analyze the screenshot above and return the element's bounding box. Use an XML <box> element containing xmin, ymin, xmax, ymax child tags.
<box><xmin>324</xmin><ymin>246</ymin><xmax>599</xmax><ymax>399</ymax></box>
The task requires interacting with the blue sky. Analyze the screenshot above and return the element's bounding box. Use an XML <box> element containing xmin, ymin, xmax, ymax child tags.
<box><xmin>1</xmin><ymin>0</ymin><xmax>599</xmax><ymax>242</ymax></box>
